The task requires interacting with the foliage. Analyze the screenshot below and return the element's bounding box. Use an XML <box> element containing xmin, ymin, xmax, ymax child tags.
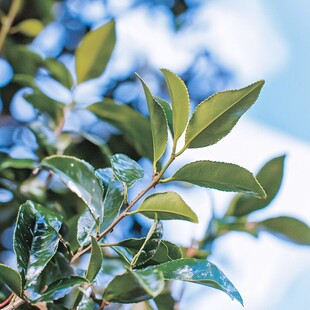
<box><xmin>0</xmin><ymin>1</ymin><xmax>309</xmax><ymax>309</ymax></box>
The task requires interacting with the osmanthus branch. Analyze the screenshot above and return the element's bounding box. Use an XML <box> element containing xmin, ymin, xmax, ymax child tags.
<box><xmin>1</xmin><ymin>296</ymin><xmax>25</xmax><ymax>310</ymax></box>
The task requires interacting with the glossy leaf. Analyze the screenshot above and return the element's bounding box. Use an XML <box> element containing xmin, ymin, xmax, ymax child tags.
<box><xmin>185</xmin><ymin>81</ymin><xmax>264</xmax><ymax>148</ymax></box>
<box><xmin>0</xmin><ymin>156</ymin><xmax>37</xmax><ymax>171</ymax></box>
<box><xmin>32</xmin><ymin>276</ymin><xmax>87</xmax><ymax>303</ymax></box>
<box><xmin>137</xmin><ymin>75</ymin><xmax>168</xmax><ymax>168</ymax></box>
<box><xmin>77</xmin><ymin>297</ymin><xmax>98</xmax><ymax>309</ymax></box>
<box><xmin>103</xmin><ymin>269</ymin><xmax>164</xmax><ymax>303</ymax></box>
<box><xmin>161</xmin><ymin>69</ymin><xmax>189</xmax><ymax>143</ymax></box>
<box><xmin>42</xmin><ymin>155</ymin><xmax>104</xmax><ymax>221</ymax></box>
<box><xmin>13</xmin><ymin>19</ymin><xmax>44</xmax><ymax>37</ymax></box>
<box><xmin>88</xmin><ymin>99</ymin><xmax>153</xmax><ymax>159</ymax></box>
<box><xmin>149</xmin><ymin>259</ymin><xmax>243</xmax><ymax>305</ymax></box>
<box><xmin>169</xmin><ymin>161</ymin><xmax>266</xmax><ymax>198</ymax></box>
<box><xmin>257</xmin><ymin>217</ymin><xmax>310</xmax><ymax>245</ymax></box>
<box><xmin>77</xmin><ymin>209</ymin><xmax>97</xmax><ymax>247</ymax></box>
<box><xmin>14</xmin><ymin>201</ymin><xmax>62</xmax><ymax>288</ymax></box>
<box><xmin>136</xmin><ymin>192</ymin><xmax>198</xmax><ymax>223</ymax></box>
<box><xmin>76</xmin><ymin>20</ymin><xmax>116</xmax><ymax>84</ymax></box>
<box><xmin>86</xmin><ymin>237</ymin><xmax>103</xmax><ymax>282</ymax></box>
<box><xmin>154</xmin><ymin>96</ymin><xmax>174</xmax><ymax>136</ymax></box>
<box><xmin>226</xmin><ymin>155</ymin><xmax>285</xmax><ymax>217</ymax></box>
<box><xmin>0</xmin><ymin>264</ymin><xmax>22</xmax><ymax>297</ymax></box>
<box><xmin>110</xmin><ymin>154</ymin><xmax>144</xmax><ymax>188</ymax></box>
<box><xmin>95</xmin><ymin>168</ymin><xmax>114</xmax><ymax>189</ymax></box>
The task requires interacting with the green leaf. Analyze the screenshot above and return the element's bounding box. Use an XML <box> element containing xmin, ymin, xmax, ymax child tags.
<box><xmin>110</xmin><ymin>154</ymin><xmax>144</xmax><ymax>188</ymax></box>
<box><xmin>137</xmin><ymin>75</ymin><xmax>168</xmax><ymax>169</ymax></box>
<box><xmin>77</xmin><ymin>209</ymin><xmax>96</xmax><ymax>247</ymax></box>
<box><xmin>154</xmin><ymin>96</ymin><xmax>174</xmax><ymax>136</ymax></box>
<box><xmin>136</xmin><ymin>192</ymin><xmax>198</xmax><ymax>223</ymax></box>
<box><xmin>95</xmin><ymin>168</ymin><xmax>114</xmax><ymax>189</ymax></box>
<box><xmin>44</xmin><ymin>58</ymin><xmax>74</xmax><ymax>89</ymax></box>
<box><xmin>41</xmin><ymin>155</ymin><xmax>104</xmax><ymax>221</ymax></box>
<box><xmin>168</xmin><ymin>160</ymin><xmax>266</xmax><ymax>198</ymax></box>
<box><xmin>160</xmin><ymin>69</ymin><xmax>189</xmax><ymax>143</ymax></box>
<box><xmin>154</xmin><ymin>292</ymin><xmax>176</xmax><ymax>310</ymax></box>
<box><xmin>149</xmin><ymin>258</ymin><xmax>243</xmax><ymax>306</ymax></box>
<box><xmin>185</xmin><ymin>80</ymin><xmax>264</xmax><ymax>148</ymax></box>
<box><xmin>86</xmin><ymin>237</ymin><xmax>103</xmax><ymax>282</ymax></box>
<box><xmin>13</xmin><ymin>19</ymin><xmax>44</xmax><ymax>37</ymax></box>
<box><xmin>0</xmin><ymin>264</ymin><xmax>22</xmax><ymax>297</ymax></box>
<box><xmin>103</xmin><ymin>269</ymin><xmax>164</xmax><ymax>303</ymax></box>
<box><xmin>257</xmin><ymin>217</ymin><xmax>310</xmax><ymax>245</ymax></box>
<box><xmin>88</xmin><ymin>99</ymin><xmax>153</xmax><ymax>160</ymax></box>
<box><xmin>32</xmin><ymin>276</ymin><xmax>87</xmax><ymax>303</ymax></box>
<box><xmin>0</xmin><ymin>156</ymin><xmax>37</xmax><ymax>171</ymax></box>
<box><xmin>14</xmin><ymin>201</ymin><xmax>62</xmax><ymax>288</ymax></box>
<box><xmin>76</xmin><ymin>20</ymin><xmax>116</xmax><ymax>84</ymax></box>
<box><xmin>226</xmin><ymin>155</ymin><xmax>286</xmax><ymax>217</ymax></box>
<box><xmin>77</xmin><ymin>297</ymin><xmax>98</xmax><ymax>309</ymax></box>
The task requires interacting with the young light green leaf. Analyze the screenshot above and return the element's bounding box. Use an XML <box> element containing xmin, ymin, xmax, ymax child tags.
<box><xmin>76</xmin><ymin>20</ymin><xmax>116</xmax><ymax>84</ymax></box>
<box><xmin>257</xmin><ymin>216</ymin><xmax>310</xmax><ymax>245</ymax></box>
<box><xmin>42</xmin><ymin>155</ymin><xmax>104</xmax><ymax>221</ymax></box>
<box><xmin>161</xmin><ymin>69</ymin><xmax>189</xmax><ymax>144</ymax></box>
<box><xmin>14</xmin><ymin>201</ymin><xmax>62</xmax><ymax>288</ymax></box>
<box><xmin>149</xmin><ymin>258</ymin><xmax>243</xmax><ymax>306</ymax></box>
<box><xmin>136</xmin><ymin>75</ymin><xmax>168</xmax><ymax>168</ymax></box>
<box><xmin>226</xmin><ymin>155</ymin><xmax>285</xmax><ymax>217</ymax></box>
<box><xmin>13</xmin><ymin>19</ymin><xmax>44</xmax><ymax>37</ymax></box>
<box><xmin>110</xmin><ymin>154</ymin><xmax>144</xmax><ymax>188</ymax></box>
<box><xmin>0</xmin><ymin>264</ymin><xmax>22</xmax><ymax>297</ymax></box>
<box><xmin>185</xmin><ymin>80</ymin><xmax>264</xmax><ymax>149</ymax></box>
<box><xmin>88</xmin><ymin>99</ymin><xmax>153</xmax><ymax>160</ymax></box>
<box><xmin>136</xmin><ymin>192</ymin><xmax>198</xmax><ymax>223</ymax></box>
<box><xmin>168</xmin><ymin>161</ymin><xmax>266</xmax><ymax>198</ymax></box>
<box><xmin>86</xmin><ymin>237</ymin><xmax>103</xmax><ymax>282</ymax></box>
<box><xmin>103</xmin><ymin>269</ymin><xmax>165</xmax><ymax>303</ymax></box>
<box><xmin>154</xmin><ymin>96</ymin><xmax>174</xmax><ymax>136</ymax></box>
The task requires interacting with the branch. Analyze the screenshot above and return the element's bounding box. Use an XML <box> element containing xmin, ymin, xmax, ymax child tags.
<box><xmin>2</xmin><ymin>297</ymin><xmax>25</xmax><ymax>310</ymax></box>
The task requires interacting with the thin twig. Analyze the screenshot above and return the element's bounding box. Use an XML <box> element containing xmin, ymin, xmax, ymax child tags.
<box><xmin>2</xmin><ymin>296</ymin><xmax>25</xmax><ymax>310</ymax></box>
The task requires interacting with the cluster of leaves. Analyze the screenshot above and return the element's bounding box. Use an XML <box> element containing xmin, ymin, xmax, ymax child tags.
<box><xmin>0</xmin><ymin>2</ymin><xmax>310</xmax><ymax>310</ymax></box>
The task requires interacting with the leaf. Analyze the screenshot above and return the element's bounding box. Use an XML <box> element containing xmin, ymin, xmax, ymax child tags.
<box><xmin>154</xmin><ymin>292</ymin><xmax>176</xmax><ymax>310</ymax></box>
<box><xmin>88</xmin><ymin>99</ymin><xmax>153</xmax><ymax>160</ymax></box>
<box><xmin>13</xmin><ymin>19</ymin><xmax>44</xmax><ymax>37</ymax></box>
<box><xmin>226</xmin><ymin>155</ymin><xmax>286</xmax><ymax>217</ymax></box>
<box><xmin>136</xmin><ymin>192</ymin><xmax>198</xmax><ymax>223</ymax></box>
<box><xmin>168</xmin><ymin>161</ymin><xmax>266</xmax><ymax>198</ymax></box>
<box><xmin>257</xmin><ymin>217</ymin><xmax>310</xmax><ymax>245</ymax></box>
<box><xmin>149</xmin><ymin>258</ymin><xmax>243</xmax><ymax>306</ymax></box>
<box><xmin>76</xmin><ymin>20</ymin><xmax>116</xmax><ymax>84</ymax></box>
<box><xmin>154</xmin><ymin>96</ymin><xmax>174</xmax><ymax>136</ymax></box>
<box><xmin>136</xmin><ymin>75</ymin><xmax>168</xmax><ymax>168</ymax></box>
<box><xmin>160</xmin><ymin>69</ymin><xmax>189</xmax><ymax>143</ymax></box>
<box><xmin>77</xmin><ymin>297</ymin><xmax>98</xmax><ymax>309</ymax></box>
<box><xmin>44</xmin><ymin>58</ymin><xmax>74</xmax><ymax>89</ymax></box>
<box><xmin>86</xmin><ymin>237</ymin><xmax>103</xmax><ymax>282</ymax></box>
<box><xmin>103</xmin><ymin>269</ymin><xmax>164</xmax><ymax>303</ymax></box>
<box><xmin>14</xmin><ymin>201</ymin><xmax>62</xmax><ymax>288</ymax></box>
<box><xmin>110</xmin><ymin>154</ymin><xmax>144</xmax><ymax>188</ymax></box>
<box><xmin>32</xmin><ymin>277</ymin><xmax>87</xmax><ymax>303</ymax></box>
<box><xmin>0</xmin><ymin>156</ymin><xmax>37</xmax><ymax>171</ymax></box>
<box><xmin>0</xmin><ymin>264</ymin><xmax>22</xmax><ymax>296</ymax></box>
<box><xmin>77</xmin><ymin>209</ymin><xmax>97</xmax><ymax>247</ymax></box>
<box><xmin>41</xmin><ymin>155</ymin><xmax>104</xmax><ymax>221</ymax></box>
<box><xmin>95</xmin><ymin>168</ymin><xmax>114</xmax><ymax>189</ymax></box>
<box><xmin>185</xmin><ymin>80</ymin><xmax>264</xmax><ymax>148</ymax></box>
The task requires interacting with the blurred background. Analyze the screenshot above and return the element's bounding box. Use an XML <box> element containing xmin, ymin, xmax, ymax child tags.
<box><xmin>0</xmin><ymin>0</ymin><xmax>309</xmax><ymax>309</ymax></box>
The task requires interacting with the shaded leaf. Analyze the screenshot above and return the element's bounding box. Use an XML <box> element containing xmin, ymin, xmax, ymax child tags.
<box><xmin>86</xmin><ymin>237</ymin><xmax>103</xmax><ymax>282</ymax></box>
<box><xmin>0</xmin><ymin>264</ymin><xmax>22</xmax><ymax>297</ymax></box>
<box><xmin>168</xmin><ymin>161</ymin><xmax>266</xmax><ymax>198</ymax></box>
<box><xmin>136</xmin><ymin>192</ymin><xmax>198</xmax><ymax>223</ymax></box>
<box><xmin>154</xmin><ymin>292</ymin><xmax>176</xmax><ymax>310</ymax></box>
<box><xmin>76</xmin><ymin>20</ymin><xmax>116</xmax><ymax>84</ymax></box>
<box><xmin>88</xmin><ymin>99</ymin><xmax>153</xmax><ymax>160</ymax></box>
<box><xmin>13</xmin><ymin>19</ymin><xmax>44</xmax><ymax>37</ymax></box>
<box><xmin>185</xmin><ymin>81</ymin><xmax>264</xmax><ymax>148</ymax></box>
<box><xmin>103</xmin><ymin>269</ymin><xmax>164</xmax><ymax>303</ymax></box>
<box><xmin>226</xmin><ymin>155</ymin><xmax>285</xmax><ymax>217</ymax></box>
<box><xmin>14</xmin><ymin>201</ymin><xmax>62</xmax><ymax>288</ymax></box>
<box><xmin>154</xmin><ymin>96</ymin><xmax>174</xmax><ymax>136</ymax></box>
<box><xmin>161</xmin><ymin>69</ymin><xmax>189</xmax><ymax>143</ymax></box>
<box><xmin>0</xmin><ymin>156</ymin><xmax>37</xmax><ymax>171</ymax></box>
<box><xmin>149</xmin><ymin>258</ymin><xmax>243</xmax><ymax>305</ymax></box>
<box><xmin>257</xmin><ymin>216</ymin><xmax>310</xmax><ymax>245</ymax></box>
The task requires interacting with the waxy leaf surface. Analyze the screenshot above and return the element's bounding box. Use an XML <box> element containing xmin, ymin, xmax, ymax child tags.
<box><xmin>0</xmin><ymin>264</ymin><xmax>22</xmax><ymax>296</ymax></box>
<box><xmin>154</xmin><ymin>96</ymin><xmax>174</xmax><ymax>135</ymax></box>
<box><xmin>86</xmin><ymin>237</ymin><xmax>103</xmax><ymax>282</ymax></box>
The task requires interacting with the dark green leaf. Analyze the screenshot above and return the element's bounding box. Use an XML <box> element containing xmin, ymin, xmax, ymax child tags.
<box><xmin>77</xmin><ymin>297</ymin><xmax>98</xmax><ymax>309</ymax></box>
<box><xmin>137</xmin><ymin>75</ymin><xmax>168</xmax><ymax>168</ymax></box>
<box><xmin>110</xmin><ymin>154</ymin><xmax>144</xmax><ymax>188</ymax></box>
<box><xmin>88</xmin><ymin>99</ymin><xmax>153</xmax><ymax>160</ymax></box>
<box><xmin>0</xmin><ymin>264</ymin><xmax>22</xmax><ymax>296</ymax></box>
<box><xmin>0</xmin><ymin>156</ymin><xmax>37</xmax><ymax>171</ymax></box>
<box><xmin>149</xmin><ymin>258</ymin><xmax>243</xmax><ymax>305</ymax></box>
<box><xmin>76</xmin><ymin>20</ymin><xmax>116</xmax><ymax>84</ymax></box>
<box><xmin>168</xmin><ymin>161</ymin><xmax>266</xmax><ymax>198</ymax></box>
<box><xmin>226</xmin><ymin>155</ymin><xmax>285</xmax><ymax>217</ymax></box>
<box><xmin>103</xmin><ymin>269</ymin><xmax>164</xmax><ymax>303</ymax></box>
<box><xmin>136</xmin><ymin>192</ymin><xmax>198</xmax><ymax>223</ymax></box>
<box><xmin>77</xmin><ymin>209</ymin><xmax>97</xmax><ymax>247</ymax></box>
<box><xmin>161</xmin><ymin>69</ymin><xmax>189</xmax><ymax>143</ymax></box>
<box><xmin>14</xmin><ymin>201</ymin><xmax>62</xmax><ymax>288</ymax></box>
<box><xmin>86</xmin><ymin>237</ymin><xmax>103</xmax><ymax>282</ymax></box>
<box><xmin>185</xmin><ymin>81</ymin><xmax>264</xmax><ymax>148</ymax></box>
<box><xmin>154</xmin><ymin>96</ymin><xmax>174</xmax><ymax>136</ymax></box>
<box><xmin>257</xmin><ymin>216</ymin><xmax>310</xmax><ymax>245</ymax></box>
<box><xmin>13</xmin><ymin>19</ymin><xmax>44</xmax><ymax>37</ymax></box>
<box><xmin>42</xmin><ymin>155</ymin><xmax>104</xmax><ymax>221</ymax></box>
<box><xmin>154</xmin><ymin>292</ymin><xmax>176</xmax><ymax>310</ymax></box>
